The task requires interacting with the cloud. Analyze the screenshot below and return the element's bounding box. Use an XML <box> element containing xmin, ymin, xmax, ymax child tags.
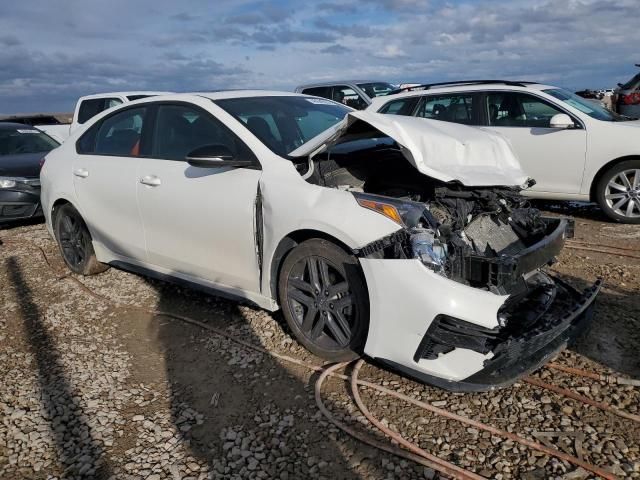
<box><xmin>0</xmin><ymin>0</ymin><xmax>638</xmax><ymax>112</ymax></box>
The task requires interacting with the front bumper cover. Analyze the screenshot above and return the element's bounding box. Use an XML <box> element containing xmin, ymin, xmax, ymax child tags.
<box><xmin>0</xmin><ymin>187</ymin><xmax>42</xmax><ymax>223</ymax></box>
<box><xmin>376</xmin><ymin>277</ymin><xmax>602</xmax><ymax>392</ymax></box>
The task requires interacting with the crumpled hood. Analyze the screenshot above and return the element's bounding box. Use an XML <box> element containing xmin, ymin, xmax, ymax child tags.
<box><xmin>295</xmin><ymin>111</ymin><xmax>530</xmax><ymax>187</ymax></box>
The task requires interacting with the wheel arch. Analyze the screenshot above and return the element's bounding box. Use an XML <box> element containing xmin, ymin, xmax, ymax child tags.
<box><xmin>268</xmin><ymin>229</ymin><xmax>357</xmax><ymax>304</ymax></box>
<box><xmin>589</xmin><ymin>155</ymin><xmax>640</xmax><ymax>201</ymax></box>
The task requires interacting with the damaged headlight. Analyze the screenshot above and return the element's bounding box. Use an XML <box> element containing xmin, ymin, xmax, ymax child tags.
<box><xmin>411</xmin><ymin>228</ymin><xmax>447</xmax><ymax>273</ymax></box>
<box><xmin>352</xmin><ymin>192</ymin><xmax>426</xmax><ymax>227</ymax></box>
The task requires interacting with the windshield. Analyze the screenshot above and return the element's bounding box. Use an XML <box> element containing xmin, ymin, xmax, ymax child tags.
<box><xmin>544</xmin><ymin>88</ymin><xmax>632</xmax><ymax>121</ymax></box>
<box><xmin>214</xmin><ymin>96</ymin><xmax>351</xmax><ymax>157</ymax></box>
<box><xmin>357</xmin><ymin>82</ymin><xmax>395</xmax><ymax>99</ymax></box>
<box><xmin>0</xmin><ymin>128</ymin><xmax>59</xmax><ymax>155</ymax></box>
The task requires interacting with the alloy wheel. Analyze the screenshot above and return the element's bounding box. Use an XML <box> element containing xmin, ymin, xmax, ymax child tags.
<box><xmin>286</xmin><ymin>255</ymin><xmax>356</xmax><ymax>350</ymax></box>
<box><xmin>58</xmin><ymin>213</ymin><xmax>89</xmax><ymax>268</ymax></box>
<box><xmin>604</xmin><ymin>169</ymin><xmax>640</xmax><ymax>219</ymax></box>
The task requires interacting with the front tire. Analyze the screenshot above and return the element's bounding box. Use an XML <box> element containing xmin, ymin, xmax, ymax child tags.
<box><xmin>595</xmin><ymin>160</ymin><xmax>640</xmax><ymax>223</ymax></box>
<box><xmin>54</xmin><ymin>204</ymin><xmax>108</xmax><ymax>275</ymax></box>
<box><xmin>278</xmin><ymin>239</ymin><xmax>369</xmax><ymax>362</ymax></box>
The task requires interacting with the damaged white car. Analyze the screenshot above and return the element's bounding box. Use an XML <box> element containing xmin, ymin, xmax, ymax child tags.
<box><xmin>41</xmin><ymin>91</ymin><xmax>601</xmax><ymax>391</ymax></box>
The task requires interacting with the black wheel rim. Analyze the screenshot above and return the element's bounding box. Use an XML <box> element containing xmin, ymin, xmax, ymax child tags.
<box><xmin>59</xmin><ymin>214</ymin><xmax>88</xmax><ymax>268</ymax></box>
<box><xmin>286</xmin><ymin>255</ymin><xmax>357</xmax><ymax>350</ymax></box>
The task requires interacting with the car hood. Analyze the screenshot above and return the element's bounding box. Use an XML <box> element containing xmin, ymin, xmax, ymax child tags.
<box><xmin>0</xmin><ymin>152</ymin><xmax>43</xmax><ymax>178</ymax></box>
<box><xmin>291</xmin><ymin>111</ymin><xmax>529</xmax><ymax>187</ymax></box>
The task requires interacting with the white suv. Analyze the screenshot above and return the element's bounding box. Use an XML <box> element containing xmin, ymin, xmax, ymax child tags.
<box><xmin>370</xmin><ymin>80</ymin><xmax>640</xmax><ymax>223</ymax></box>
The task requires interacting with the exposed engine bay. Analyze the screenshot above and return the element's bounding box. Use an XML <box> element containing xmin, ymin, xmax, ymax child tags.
<box><xmin>300</xmin><ymin>133</ymin><xmax>571</xmax><ymax>295</ymax></box>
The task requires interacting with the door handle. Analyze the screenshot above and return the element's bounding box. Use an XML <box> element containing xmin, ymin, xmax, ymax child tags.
<box><xmin>73</xmin><ymin>168</ymin><xmax>89</xmax><ymax>178</ymax></box>
<box><xmin>140</xmin><ymin>175</ymin><xmax>161</xmax><ymax>187</ymax></box>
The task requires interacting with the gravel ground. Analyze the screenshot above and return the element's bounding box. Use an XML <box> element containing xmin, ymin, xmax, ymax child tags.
<box><xmin>1</xmin><ymin>204</ymin><xmax>638</xmax><ymax>479</ymax></box>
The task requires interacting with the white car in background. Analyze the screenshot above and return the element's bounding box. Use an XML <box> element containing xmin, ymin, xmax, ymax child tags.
<box><xmin>69</xmin><ymin>91</ymin><xmax>172</xmax><ymax>134</ymax></box>
<box><xmin>40</xmin><ymin>91</ymin><xmax>599</xmax><ymax>391</ymax></box>
<box><xmin>370</xmin><ymin>80</ymin><xmax>640</xmax><ymax>223</ymax></box>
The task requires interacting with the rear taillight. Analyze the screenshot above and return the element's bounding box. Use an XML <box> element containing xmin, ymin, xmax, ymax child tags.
<box><xmin>620</xmin><ymin>93</ymin><xmax>640</xmax><ymax>105</ymax></box>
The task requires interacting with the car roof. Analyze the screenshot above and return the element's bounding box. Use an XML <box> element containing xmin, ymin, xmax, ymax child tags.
<box><xmin>371</xmin><ymin>81</ymin><xmax>557</xmax><ymax>105</ymax></box>
<box><xmin>296</xmin><ymin>80</ymin><xmax>385</xmax><ymax>89</ymax></box>
<box><xmin>187</xmin><ymin>90</ymin><xmax>310</xmax><ymax>101</ymax></box>
<box><xmin>78</xmin><ymin>91</ymin><xmax>173</xmax><ymax>101</ymax></box>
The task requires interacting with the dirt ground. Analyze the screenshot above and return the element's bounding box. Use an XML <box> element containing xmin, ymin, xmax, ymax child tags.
<box><xmin>0</xmin><ymin>202</ymin><xmax>638</xmax><ymax>480</ymax></box>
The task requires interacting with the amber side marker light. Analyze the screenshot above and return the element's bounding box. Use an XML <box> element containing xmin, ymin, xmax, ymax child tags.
<box><xmin>356</xmin><ymin>198</ymin><xmax>403</xmax><ymax>225</ymax></box>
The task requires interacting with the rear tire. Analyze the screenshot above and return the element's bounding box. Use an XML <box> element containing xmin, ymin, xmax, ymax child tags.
<box><xmin>595</xmin><ymin>160</ymin><xmax>640</xmax><ymax>224</ymax></box>
<box><xmin>54</xmin><ymin>204</ymin><xmax>108</xmax><ymax>275</ymax></box>
<box><xmin>278</xmin><ymin>239</ymin><xmax>369</xmax><ymax>362</ymax></box>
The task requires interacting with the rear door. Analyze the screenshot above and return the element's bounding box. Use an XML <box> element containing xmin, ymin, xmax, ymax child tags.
<box><xmin>72</xmin><ymin>106</ymin><xmax>147</xmax><ymax>259</ymax></box>
<box><xmin>136</xmin><ymin>102</ymin><xmax>262</xmax><ymax>292</ymax></box>
<box><xmin>482</xmin><ymin>91</ymin><xmax>587</xmax><ymax>194</ymax></box>
<box><xmin>413</xmin><ymin>91</ymin><xmax>483</xmax><ymax>125</ymax></box>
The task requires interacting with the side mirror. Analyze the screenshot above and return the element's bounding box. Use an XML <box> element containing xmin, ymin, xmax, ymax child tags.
<box><xmin>186</xmin><ymin>144</ymin><xmax>254</xmax><ymax>168</ymax></box>
<box><xmin>549</xmin><ymin>113</ymin><xmax>574</xmax><ymax>129</ymax></box>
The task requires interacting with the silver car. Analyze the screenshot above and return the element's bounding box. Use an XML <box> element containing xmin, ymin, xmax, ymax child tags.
<box><xmin>295</xmin><ymin>80</ymin><xmax>395</xmax><ymax>110</ymax></box>
<box><xmin>614</xmin><ymin>65</ymin><xmax>640</xmax><ymax>118</ymax></box>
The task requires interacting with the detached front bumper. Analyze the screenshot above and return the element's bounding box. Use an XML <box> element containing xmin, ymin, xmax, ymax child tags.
<box><xmin>0</xmin><ymin>186</ymin><xmax>43</xmax><ymax>224</ymax></box>
<box><xmin>361</xmin><ymin>256</ymin><xmax>601</xmax><ymax>392</ymax></box>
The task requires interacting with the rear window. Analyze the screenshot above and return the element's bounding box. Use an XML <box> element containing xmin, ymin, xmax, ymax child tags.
<box><xmin>77</xmin><ymin>97</ymin><xmax>123</xmax><ymax>124</ymax></box>
<box><xmin>127</xmin><ymin>95</ymin><xmax>154</xmax><ymax>101</ymax></box>
<box><xmin>0</xmin><ymin>128</ymin><xmax>59</xmax><ymax>155</ymax></box>
<box><xmin>356</xmin><ymin>82</ymin><xmax>395</xmax><ymax>98</ymax></box>
<box><xmin>301</xmin><ymin>87</ymin><xmax>332</xmax><ymax>99</ymax></box>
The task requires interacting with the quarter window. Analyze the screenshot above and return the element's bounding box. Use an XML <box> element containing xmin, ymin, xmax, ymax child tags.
<box><xmin>151</xmin><ymin>104</ymin><xmax>252</xmax><ymax>162</ymax></box>
<box><xmin>378</xmin><ymin>97</ymin><xmax>420</xmax><ymax>116</ymax></box>
<box><xmin>486</xmin><ymin>92</ymin><xmax>564</xmax><ymax>128</ymax></box>
<box><xmin>77</xmin><ymin>97</ymin><xmax>123</xmax><ymax>124</ymax></box>
<box><xmin>415</xmin><ymin>93</ymin><xmax>477</xmax><ymax>125</ymax></box>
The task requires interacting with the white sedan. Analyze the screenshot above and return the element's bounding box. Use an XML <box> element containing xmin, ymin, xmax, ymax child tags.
<box><xmin>40</xmin><ymin>91</ymin><xmax>599</xmax><ymax>391</ymax></box>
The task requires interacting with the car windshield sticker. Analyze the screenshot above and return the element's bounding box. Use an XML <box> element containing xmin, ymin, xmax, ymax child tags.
<box><xmin>306</xmin><ymin>98</ymin><xmax>336</xmax><ymax>106</ymax></box>
<box><xmin>17</xmin><ymin>129</ymin><xmax>40</xmax><ymax>134</ymax></box>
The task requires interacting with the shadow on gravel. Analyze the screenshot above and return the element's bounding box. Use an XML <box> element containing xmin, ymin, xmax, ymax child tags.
<box><xmin>147</xmin><ymin>278</ymin><xmax>372</xmax><ymax>479</ymax></box>
<box><xmin>6</xmin><ymin>256</ymin><xmax>113</xmax><ymax>478</ymax></box>
<box><xmin>558</xmin><ymin>272</ymin><xmax>640</xmax><ymax>379</ymax></box>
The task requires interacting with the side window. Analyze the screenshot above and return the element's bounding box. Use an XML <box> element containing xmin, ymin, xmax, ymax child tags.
<box><xmin>332</xmin><ymin>86</ymin><xmax>368</xmax><ymax>110</ymax></box>
<box><xmin>152</xmin><ymin>104</ymin><xmax>254</xmax><ymax>162</ymax></box>
<box><xmin>487</xmin><ymin>92</ymin><xmax>564</xmax><ymax>128</ymax></box>
<box><xmin>77</xmin><ymin>97</ymin><xmax>123</xmax><ymax>124</ymax></box>
<box><xmin>93</xmin><ymin>107</ymin><xmax>146</xmax><ymax>156</ymax></box>
<box><xmin>416</xmin><ymin>93</ymin><xmax>477</xmax><ymax>125</ymax></box>
<box><xmin>301</xmin><ymin>87</ymin><xmax>332</xmax><ymax>99</ymax></box>
<box><xmin>378</xmin><ymin>97</ymin><xmax>420</xmax><ymax>116</ymax></box>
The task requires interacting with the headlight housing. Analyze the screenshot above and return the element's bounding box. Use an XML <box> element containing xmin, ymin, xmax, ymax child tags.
<box><xmin>352</xmin><ymin>192</ymin><xmax>427</xmax><ymax>227</ymax></box>
<box><xmin>0</xmin><ymin>177</ymin><xmax>17</xmax><ymax>189</ymax></box>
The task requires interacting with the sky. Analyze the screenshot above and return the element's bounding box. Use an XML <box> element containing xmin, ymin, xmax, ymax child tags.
<box><xmin>1</xmin><ymin>0</ymin><xmax>639</xmax><ymax>113</ymax></box>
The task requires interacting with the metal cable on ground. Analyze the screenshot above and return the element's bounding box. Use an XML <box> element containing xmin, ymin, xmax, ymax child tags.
<box><xmin>524</xmin><ymin>376</ymin><xmax>640</xmax><ymax>423</ymax></box>
<box><xmin>0</xmin><ymin>238</ymin><xmax>626</xmax><ymax>479</ymax></box>
<box><xmin>347</xmin><ymin>359</ymin><xmax>485</xmax><ymax>480</ymax></box>
<box><xmin>564</xmin><ymin>243</ymin><xmax>640</xmax><ymax>260</ymax></box>
<box><xmin>314</xmin><ymin>362</ymin><xmax>481</xmax><ymax>480</ymax></box>
<box><xmin>567</xmin><ymin>240</ymin><xmax>640</xmax><ymax>253</ymax></box>
<box><xmin>547</xmin><ymin>362</ymin><xmax>640</xmax><ymax>387</ymax></box>
<box><xmin>351</xmin><ymin>368</ymin><xmax>618</xmax><ymax>480</ymax></box>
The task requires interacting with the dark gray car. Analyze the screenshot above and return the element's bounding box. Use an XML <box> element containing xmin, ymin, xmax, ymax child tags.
<box><xmin>614</xmin><ymin>65</ymin><xmax>640</xmax><ymax>118</ymax></box>
<box><xmin>0</xmin><ymin>122</ymin><xmax>59</xmax><ymax>223</ymax></box>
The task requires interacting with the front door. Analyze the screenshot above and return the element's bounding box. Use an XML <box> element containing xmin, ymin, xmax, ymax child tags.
<box><xmin>136</xmin><ymin>103</ymin><xmax>262</xmax><ymax>293</ymax></box>
<box><xmin>482</xmin><ymin>91</ymin><xmax>587</xmax><ymax>194</ymax></box>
